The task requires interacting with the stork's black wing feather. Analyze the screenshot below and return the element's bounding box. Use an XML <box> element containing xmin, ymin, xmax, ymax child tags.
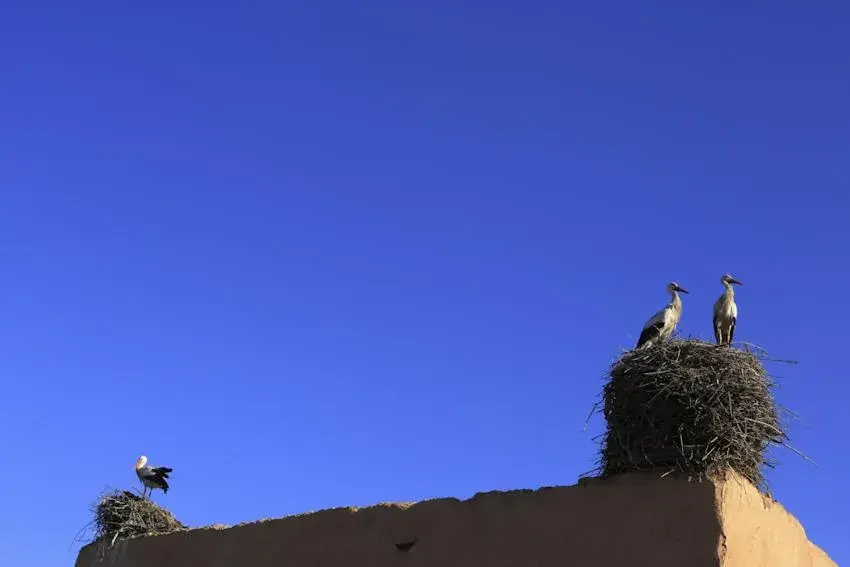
<box><xmin>636</xmin><ymin>321</ymin><xmax>663</xmax><ymax>348</ymax></box>
<box><xmin>143</xmin><ymin>471</ymin><xmax>170</xmax><ymax>491</ymax></box>
<box><xmin>728</xmin><ymin>317</ymin><xmax>736</xmax><ymax>344</ymax></box>
<box><xmin>152</xmin><ymin>474</ymin><xmax>170</xmax><ymax>492</ymax></box>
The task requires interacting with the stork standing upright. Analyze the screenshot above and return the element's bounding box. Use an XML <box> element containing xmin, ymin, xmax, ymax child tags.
<box><xmin>134</xmin><ymin>455</ymin><xmax>173</xmax><ymax>498</ymax></box>
<box><xmin>635</xmin><ymin>281</ymin><xmax>689</xmax><ymax>349</ymax></box>
<box><xmin>713</xmin><ymin>274</ymin><xmax>742</xmax><ymax>346</ymax></box>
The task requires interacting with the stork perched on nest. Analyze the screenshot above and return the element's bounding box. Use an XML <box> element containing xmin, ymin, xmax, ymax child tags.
<box><xmin>635</xmin><ymin>281</ymin><xmax>689</xmax><ymax>349</ymax></box>
<box><xmin>134</xmin><ymin>455</ymin><xmax>173</xmax><ymax>498</ymax></box>
<box><xmin>713</xmin><ymin>274</ymin><xmax>742</xmax><ymax>346</ymax></box>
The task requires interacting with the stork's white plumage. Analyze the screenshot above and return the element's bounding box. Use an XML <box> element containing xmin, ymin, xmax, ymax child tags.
<box><xmin>713</xmin><ymin>274</ymin><xmax>742</xmax><ymax>346</ymax></box>
<box><xmin>134</xmin><ymin>455</ymin><xmax>173</xmax><ymax>498</ymax></box>
<box><xmin>636</xmin><ymin>281</ymin><xmax>689</xmax><ymax>349</ymax></box>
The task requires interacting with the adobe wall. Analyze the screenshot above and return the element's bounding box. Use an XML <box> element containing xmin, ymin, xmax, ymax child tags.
<box><xmin>716</xmin><ymin>472</ymin><xmax>835</xmax><ymax>567</ymax></box>
<box><xmin>75</xmin><ymin>472</ymin><xmax>835</xmax><ymax>567</ymax></box>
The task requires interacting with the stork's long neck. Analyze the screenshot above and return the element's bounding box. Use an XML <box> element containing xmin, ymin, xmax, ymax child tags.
<box><xmin>670</xmin><ymin>290</ymin><xmax>682</xmax><ymax>313</ymax></box>
<box><xmin>723</xmin><ymin>282</ymin><xmax>735</xmax><ymax>299</ymax></box>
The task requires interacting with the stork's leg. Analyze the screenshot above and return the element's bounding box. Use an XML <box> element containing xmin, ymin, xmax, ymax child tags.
<box><xmin>714</xmin><ymin>324</ymin><xmax>722</xmax><ymax>346</ymax></box>
<box><xmin>729</xmin><ymin>320</ymin><xmax>736</xmax><ymax>345</ymax></box>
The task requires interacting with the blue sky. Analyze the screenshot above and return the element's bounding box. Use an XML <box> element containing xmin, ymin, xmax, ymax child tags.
<box><xmin>2</xmin><ymin>1</ymin><xmax>848</xmax><ymax>565</ymax></box>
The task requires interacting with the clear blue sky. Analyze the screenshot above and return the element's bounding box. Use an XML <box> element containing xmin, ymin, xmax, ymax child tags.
<box><xmin>2</xmin><ymin>2</ymin><xmax>848</xmax><ymax>565</ymax></box>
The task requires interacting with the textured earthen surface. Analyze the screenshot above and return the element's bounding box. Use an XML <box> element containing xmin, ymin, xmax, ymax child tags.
<box><xmin>75</xmin><ymin>472</ymin><xmax>834</xmax><ymax>567</ymax></box>
<box><xmin>715</xmin><ymin>472</ymin><xmax>835</xmax><ymax>567</ymax></box>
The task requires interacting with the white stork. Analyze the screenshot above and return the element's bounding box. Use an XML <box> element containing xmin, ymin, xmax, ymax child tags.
<box><xmin>636</xmin><ymin>281</ymin><xmax>689</xmax><ymax>349</ymax></box>
<box><xmin>713</xmin><ymin>274</ymin><xmax>742</xmax><ymax>346</ymax></box>
<box><xmin>134</xmin><ymin>455</ymin><xmax>173</xmax><ymax>498</ymax></box>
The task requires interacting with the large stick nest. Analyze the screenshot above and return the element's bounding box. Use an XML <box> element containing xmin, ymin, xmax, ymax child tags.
<box><xmin>598</xmin><ymin>339</ymin><xmax>790</xmax><ymax>490</ymax></box>
<box><xmin>91</xmin><ymin>490</ymin><xmax>186</xmax><ymax>548</ymax></box>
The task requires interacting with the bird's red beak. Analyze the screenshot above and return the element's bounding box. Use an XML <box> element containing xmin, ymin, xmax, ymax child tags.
<box><xmin>730</xmin><ymin>279</ymin><xmax>742</xmax><ymax>286</ymax></box>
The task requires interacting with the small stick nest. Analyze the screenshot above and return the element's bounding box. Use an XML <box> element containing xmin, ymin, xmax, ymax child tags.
<box><xmin>598</xmin><ymin>339</ymin><xmax>789</xmax><ymax>490</ymax></box>
<box><xmin>92</xmin><ymin>490</ymin><xmax>186</xmax><ymax>548</ymax></box>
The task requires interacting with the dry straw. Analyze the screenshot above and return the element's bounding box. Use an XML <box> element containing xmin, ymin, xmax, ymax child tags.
<box><xmin>90</xmin><ymin>490</ymin><xmax>186</xmax><ymax>549</ymax></box>
<box><xmin>597</xmin><ymin>339</ymin><xmax>797</xmax><ymax>490</ymax></box>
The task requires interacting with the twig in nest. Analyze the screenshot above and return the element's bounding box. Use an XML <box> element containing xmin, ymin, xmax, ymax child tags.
<box><xmin>582</xmin><ymin>401</ymin><xmax>600</xmax><ymax>432</ymax></box>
